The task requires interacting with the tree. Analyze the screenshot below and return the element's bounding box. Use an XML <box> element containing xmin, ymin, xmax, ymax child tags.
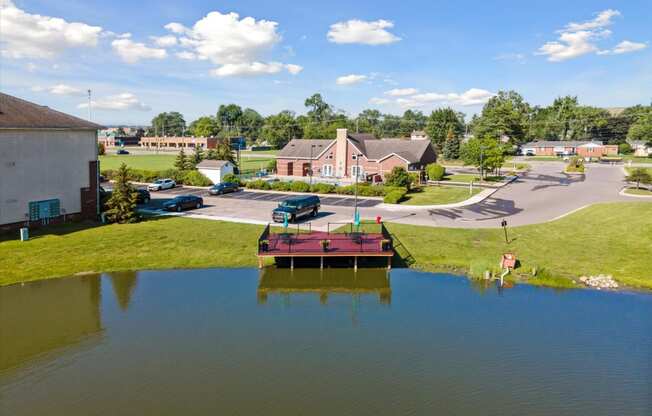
<box><xmin>471</xmin><ymin>90</ymin><xmax>531</xmax><ymax>144</ymax></box>
<box><xmin>214</xmin><ymin>139</ymin><xmax>236</xmax><ymax>164</ymax></box>
<box><xmin>262</xmin><ymin>110</ymin><xmax>302</xmax><ymax>148</ymax></box>
<box><xmin>400</xmin><ymin>109</ymin><xmax>427</xmax><ymax>137</ymax></box>
<box><xmin>98</xmin><ymin>142</ymin><xmax>106</xmax><ymax>156</ymax></box>
<box><xmin>105</xmin><ymin>163</ymin><xmax>138</xmax><ymax>223</ymax></box>
<box><xmin>425</xmin><ymin>163</ymin><xmax>446</xmax><ymax>181</ymax></box>
<box><xmin>191</xmin><ymin>146</ymin><xmax>205</xmax><ymax>167</ymax></box>
<box><xmin>240</xmin><ymin>108</ymin><xmax>264</xmax><ymax>140</ymax></box>
<box><xmin>116</xmin><ymin>127</ymin><xmax>127</xmax><ymax>136</ymax></box>
<box><xmin>205</xmin><ymin>148</ymin><xmax>218</xmax><ymax>160</ymax></box>
<box><xmin>150</xmin><ymin>112</ymin><xmax>186</xmax><ymax>136</ymax></box>
<box><xmin>460</xmin><ymin>137</ymin><xmax>506</xmax><ymax>178</ymax></box>
<box><xmin>216</xmin><ymin>104</ymin><xmax>243</xmax><ymax>135</ymax></box>
<box><xmin>626</xmin><ymin>168</ymin><xmax>651</xmax><ymax>189</ymax></box>
<box><xmin>442</xmin><ymin>130</ymin><xmax>461</xmax><ymax>160</ymax></box>
<box><xmin>174</xmin><ymin>148</ymin><xmax>189</xmax><ymax>170</ymax></box>
<box><xmin>627</xmin><ymin>111</ymin><xmax>652</xmax><ymax>143</ymax></box>
<box><xmin>425</xmin><ymin>108</ymin><xmax>465</xmax><ymax>151</ymax></box>
<box><xmin>384</xmin><ymin>166</ymin><xmax>411</xmax><ymax>188</ymax></box>
<box><xmin>304</xmin><ymin>93</ymin><xmax>333</xmax><ymax>122</ymax></box>
<box><xmin>189</xmin><ymin>116</ymin><xmax>219</xmax><ymax>137</ymax></box>
<box><xmin>356</xmin><ymin>109</ymin><xmax>382</xmax><ymax>135</ymax></box>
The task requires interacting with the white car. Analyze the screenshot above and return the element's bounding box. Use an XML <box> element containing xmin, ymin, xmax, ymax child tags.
<box><xmin>148</xmin><ymin>178</ymin><xmax>176</xmax><ymax>191</ymax></box>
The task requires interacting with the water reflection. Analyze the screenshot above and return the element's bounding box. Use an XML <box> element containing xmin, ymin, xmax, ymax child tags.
<box><xmin>257</xmin><ymin>267</ymin><xmax>391</xmax><ymax>305</ymax></box>
<box><xmin>107</xmin><ymin>271</ymin><xmax>138</xmax><ymax>311</ymax></box>
<box><xmin>0</xmin><ymin>275</ymin><xmax>103</xmax><ymax>373</ymax></box>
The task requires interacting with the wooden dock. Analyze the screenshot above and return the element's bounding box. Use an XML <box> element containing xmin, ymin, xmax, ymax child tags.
<box><xmin>257</xmin><ymin>222</ymin><xmax>395</xmax><ymax>270</ymax></box>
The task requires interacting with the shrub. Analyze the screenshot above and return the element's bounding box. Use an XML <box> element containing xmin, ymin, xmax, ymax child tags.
<box><xmin>183</xmin><ymin>170</ymin><xmax>213</xmax><ymax>186</ymax></box>
<box><xmin>357</xmin><ymin>185</ymin><xmax>385</xmax><ymax>197</ymax></box>
<box><xmin>565</xmin><ymin>156</ymin><xmax>585</xmax><ymax>173</ymax></box>
<box><xmin>384</xmin><ymin>166</ymin><xmax>411</xmax><ymax>188</ymax></box>
<box><xmin>271</xmin><ymin>181</ymin><xmax>292</xmax><ymax>191</ymax></box>
<box><xmin>383</xmin><ymin>189</ymin><xmax>407</xmax><ymax>204</ymax></box>
<box><xmin>105</xmin><ymin>163</ymin><xmax>138</xmax><ymax>224</ymax></box>
<box><xmin>222</xmin><ymin>173</ymin><xmax>239</xmax><ymax>184</ymax></box>
<box><xmin>290</xmin><ymin>181</ymin><xmax>310</xmax><ymax>192</ymax></box>
<box><xmin>618</xmin><ymin>143</ymin><xmax>632</xmax><ymax>155</ymax></box>
<box><xmin>310</xmin><ymin>183</ymin><xmax>336</xmax><ymax>194</ymax></box>
<box><xmin>267</xmin><ymin>159</ymin><xmax>277</xmax><ymax>172</ymax></box>
<box><xmin>98</xmin><ymin>142</ymin><xmax>106</xmax><ymax>156</ymax></box>
<box><xmin>246</xmin><ymin>179</ymin><xmax>271</xmax><ymax>190</ymax></box>
<box><xmin>335</xmin><ymin>185</ymin><xmax>355</xmax><ymax>195</ymax></box>
<box><xmin>425</xmin><ymin>163</ymin><xmax>446</xmax><ymax>181</ymax></box>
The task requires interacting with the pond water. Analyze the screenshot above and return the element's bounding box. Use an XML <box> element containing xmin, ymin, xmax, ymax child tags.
<box><xmin>1</xmin><ymin>268</ymin><xmax>650</xmax><ymax>416</ymax></box>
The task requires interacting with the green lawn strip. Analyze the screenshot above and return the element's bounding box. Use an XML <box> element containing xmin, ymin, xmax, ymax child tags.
<box><xmin>624</xmin><ymin>188</ymin><xmax>652</xmax><ymax>196</ymax></box>
<box><xmin>241</xmin><ymin>149</ymin><xmax>278</xmax><ymax>156</ymax></box>
<box><xmin>625</xmin><ymin>167</ymin><xmax>652</xmax><ymax>176</ymax></box>
<box><xmin>400</xmin><ymin>186</ymin><xmax>481</xmax><ymax>205</ymax></box>
<box><xmin>443</xmin><ymin>174</ymin><xmax>505</xmax><ymax>183</ymax></box>
<box><xmin>2</xmin><ymin>203</ymin><xmax>651</xmax><ymax>289</ymax></box>
<box><xmin>100</xmin><ymin>155</ymin><xmax>176</xmax><ymax>171</ymax></box>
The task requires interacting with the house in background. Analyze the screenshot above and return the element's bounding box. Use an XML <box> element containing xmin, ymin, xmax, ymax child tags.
<box><xmin>410</xmin><ymin>130</ymin><xmax>429</xmax><ymax>140</ymax></box>
<box><xmin>276</xmin><ymin>128</ymin><xmax>436</xmax><ymax>183</ymax></box>
<box><xmin>196</xmin><ymin>160</ymin><xmax>234</xmax><ymax>184</ymax></box>
<box><xmin>0</xmin><ymin>93</ymin><xmax>103</xmax><ymax>233</ymax></box>
<box><xmin>629</xmin><ymin>140</ymin><xmax>651</xmax><ymax>157</ymax></box>
<box><xmin>520</xmin><ymin>141</ymin><xmax>618</xmax><ymax>158</ymax></box>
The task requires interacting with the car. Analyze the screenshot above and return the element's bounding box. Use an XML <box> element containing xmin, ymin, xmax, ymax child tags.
<box><xmin>135</xmin><ymin>189</ymin><xmax>151</xmax><ymax>204</ymax></box>
<box><xmin>162</xmin><ymin>195</ymin><xmax>204</xmax><ymax>212</ymax></box>
<box><xmin>148</xmin><ymin>178</ymin><xmax>176</xmax><ymax>191</ymax></box>
<box><xmin>99</xmin><ymin>174</ymin><xmax>107</xmax><ymax>183</ymax></box>
<box><xmin>209</xmin><ymin>182</ymin><xmax>239</xmax><ymax>195</ymax></box>
<box><xmin>116</xmin><ymin>149</ymin><xmax>130</xmax><ymax>155</ymax></box>
<box><xmin>272</xmin><ymin>195</ymin><xmax>320</xmax><ymax>223</ymax></box>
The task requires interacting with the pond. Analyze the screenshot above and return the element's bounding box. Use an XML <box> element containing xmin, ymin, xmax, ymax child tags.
<box><xmin>1</xmin><ymin>268</ymin><xmax>650</xmax><ymax>415</ymax></box>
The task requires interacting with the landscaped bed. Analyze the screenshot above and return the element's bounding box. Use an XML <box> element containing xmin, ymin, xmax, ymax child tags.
<box><xmin>2</xmin><ymin>202</ymin><xmax>651</xmax><ymax>290</ymax></box>
<box><xmin>399</xmin><ymin>186</ymin><xmax>481</xmax><ymax>205</ymax></box>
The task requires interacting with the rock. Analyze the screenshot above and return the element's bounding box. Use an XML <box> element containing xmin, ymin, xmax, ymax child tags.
<box><xmin>579</xmin><ymin>274</ymin><xmax>619</xmax><ymax>289</ymax></box>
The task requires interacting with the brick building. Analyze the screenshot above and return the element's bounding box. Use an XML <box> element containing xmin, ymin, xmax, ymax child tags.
<box><xmin>520</xmin><ymin>141</ymin><xmax>618</xmax><ymax>158</ymax></box>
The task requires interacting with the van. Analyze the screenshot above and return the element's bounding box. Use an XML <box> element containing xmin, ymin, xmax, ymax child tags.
<box><xmin>272</xmin><ymin>195</ymin><xmax>320</xmax><ymax>222</ymax></box>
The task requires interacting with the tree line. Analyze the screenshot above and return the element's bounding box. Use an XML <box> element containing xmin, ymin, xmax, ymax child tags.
<box><xmin>145</xmin><ymin>91</ymin><xmax>652</xmax><ymax>151</ymax></box>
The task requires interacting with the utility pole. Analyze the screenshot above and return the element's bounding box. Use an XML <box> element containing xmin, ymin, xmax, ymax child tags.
<box><xmin>353</xmin><ymin>153</ymin><xmax>362</xmax><ymax>229</ymax></box>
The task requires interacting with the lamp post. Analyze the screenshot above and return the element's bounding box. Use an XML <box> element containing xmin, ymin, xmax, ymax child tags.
<box><xmin>353</xmin><ymin>153</ymin><xmax>363</xmax><ymax>228</ymax></box>
<box><xmin>479</xmin><ymin>144</ymin><xmax>486</xmax><ymax>180</ymax></box>
<box><xmin>309</xmin><ymin>144</ymin><xmax>316</xmax><ymax>186</ymax></box>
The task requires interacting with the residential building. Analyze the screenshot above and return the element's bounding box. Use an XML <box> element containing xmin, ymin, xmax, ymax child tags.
<box><xmin>629</xmin><ymin>140</ymin><xmax>651</xmax><ymax>157</ymax></box>
<box><xmin>276</xmin><ymin>129</ymin><xmax>436</xmax><ymax>182</ymax></box>
<box><xmin>196</xmin><ymin>160</ymin><xmax>235</xmax><ymax>184</ymax></box>
<box><xmin>0</xmin><ymin>93</ymin><xmax>103</xmax><ymax>233</ymax></box>
<box><xmin>410</xmin><ymin>130</ymin><xmax>429</xmax><ymax>140</ymax></box>
<box><xmin>139</xmin><ymin>136</ymin><xmax>219</xmax><ymax>149</ymax></box>
<box><xmin>520</xmin><ymin>141</ymin><xmax>618</xmax><ymax>158</ymax></box>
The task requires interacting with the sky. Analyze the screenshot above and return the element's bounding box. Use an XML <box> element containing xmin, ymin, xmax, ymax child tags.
<box><xmin>1</xmin><ymin>0</ymin><xmax>650</xmax><ymax>125</ymax></box>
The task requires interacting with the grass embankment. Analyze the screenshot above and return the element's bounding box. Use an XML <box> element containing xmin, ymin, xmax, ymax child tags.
<box><xmin>99</xmin><ymin>155</ymin><xmax>272</xmax><ymax>173</ymax></box>
<box><xmin>1</xmin><ymin>203</ymin><xmax>651</xmax><ymax>289</ymax></box>
<box><xmin>400</xmin><ymin>186</ymin><xmax>481</xmax><ymax>205</ymax></box>
<box><xmin>624</xmin><ymin>188</ymin><xmax>652</xmax><ymax>196</ymax></box>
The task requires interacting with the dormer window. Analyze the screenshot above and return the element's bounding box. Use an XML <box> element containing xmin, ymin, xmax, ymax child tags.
<box><xmin>351</xmin><ymin>154</ymin><xmax>357</xmax><ymax>160</ymax></box>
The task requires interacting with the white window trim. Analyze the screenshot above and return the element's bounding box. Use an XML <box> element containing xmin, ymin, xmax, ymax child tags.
<box><xmin>351</xmin><ymin>165</ymin><xmax>364</xmax><ymax>178</ymax></box>
<box><xmin>322</xmin><ymin>164</ymin><xmax>334</xmax><ymax>177</ymax></box>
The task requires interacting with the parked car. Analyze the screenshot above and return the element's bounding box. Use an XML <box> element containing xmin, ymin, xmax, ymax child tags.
<box><xmin>209</xmin><ymin>182</ymin><xmax>239</xmax><ymax>195</ymax></box>
<box><xmin>272</xmin><ymin>195</ymin><xmax>320</xmax><ymax>223</ymax></box>
<box><xmin>148</xmin><ymin>178</ymin><xmax>176</xmax><ymax>191</ymax></box>
<box><xmin>116</xmin><ymin>149</ymin><xmax>129</xmax><ymax>155</ymax></box>
<box><xmin>162</xmin><ymin>195</ymin><xmax>204</xmax><ymax>212</ymax></box>
<box><xmin>99</xmin><ymin>174</ymin><xmax>107</xmax><ymax>183</ymax></box>
<box><xmin>135</xmin><ymin>189</ymin><xmax>151</xmax><ymax>204</ymax></box>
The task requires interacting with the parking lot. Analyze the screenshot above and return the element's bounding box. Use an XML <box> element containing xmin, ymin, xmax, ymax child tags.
<box><xmin>153</xmin><ymin>186</ymin><xmax>382</xmax><ymax>208</ymax></box>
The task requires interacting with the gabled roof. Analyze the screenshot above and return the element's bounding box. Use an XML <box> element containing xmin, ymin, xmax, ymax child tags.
<box><xmin>277</xmin><ymin>139</ymin><xmax>334</xmax><ymax>158</ymax></box>
<box><xmin>196</xmin><ymin>159</ymin><xmax>233</xmax><ymax>169</ymax></box>
<box><xmin>521</xmin><ymin>140</ymin><xmax>605</xmax><ymax>148</ymax></box>
<box><xmin>0</xmin><ymin>93</ymin><xmax>104</xmax><ymax>130</ymax></box>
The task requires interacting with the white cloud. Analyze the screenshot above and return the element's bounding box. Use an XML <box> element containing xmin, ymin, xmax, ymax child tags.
<box><xmin>327</xmin><ymin>19</ymin><xmax>400</xmax><ymax>45</ymax></box>
<box><xmin>611</xmin><ymin>40</ymin><xmax>648</xmax><ymax>54</ymax></box>
<box><xmin>151</xmin><ymin>35</ymin><xmax>178</xmax><ymax>47</ymax></box>
<box><xmin>176</xmin><ymin>51</ymin><xmax>198</xmax><ymax>60</ymax></box>
<box><xmin>336</xmin><ymin>74</ymin><xmax>368</xmax><ymax>85</ymax></box>
<box><xmin>168</xmin><ymin>10</ymin><xmax>300</xmax><ymax>77</ymax></box>
<box><xmin>0</xmin><ymin>0</ymin><xmax>102</xmax><ymax>59</ymax></box>
<box><xmin>111</xmin><ymin>38</ymin><xmax>167</xmax><ymax>64</ymax></box>
<box><xmin>384</xmin><ymin>87</ymin><xmax>418</xmax><ymax>97</ymax></box>
<box><xmin>26</xmin><ymin>62</ymin><xmax>37</xmax><ymax>72</ymax></box>
<box><xmin>396</xmin><ymin>88</ymin><xmax>494</xmax><ymax>108</ymax></box>
<box><xmin>211</xmin><ymin>62</ymin><xmax>303</xmax><ymax>77</ymax></box>
<box><xmin>494</xmin><ymin>53</ymin><xmax>526</xmax><ymax>63</ymax></box>
<box><xmin>33</xmin><ymin>84</ymin><xmax>85</xmax><ymax>96</ymax></box>
<box><xmin>536</xmin><ymin>9</ymin><xmax>646</xmax><ymax>62</ymax></box>
<box><xmin>78</xmin><ymin>93</ymin><xmax>151</xmax><ymax>111</ymax></box>
<box><xmin>369</xmin><ymin>97</ymin><xmax>390</xmax><ymax>105</ymax></box>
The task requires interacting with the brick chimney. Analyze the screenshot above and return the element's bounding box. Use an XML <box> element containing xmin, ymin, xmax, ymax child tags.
<box><xmin>335</xmin><ymin>128</ymin><xmax>348</xmax><ymax>177</ymax></box>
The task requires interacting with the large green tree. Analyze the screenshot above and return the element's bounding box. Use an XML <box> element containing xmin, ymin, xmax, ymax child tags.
<box><xmin>460</xmin><ymin>137</ymin><xmax>506</xmax><ymax>178</ymax></box>
<box><xmin>304</xmin><ymin>93</ymin><xmax>333</xmax><ymax>122</ymax></box>
<box><xmin>188</xmin><ymin>116</ymin><xmax>219</xmax><ymax>137</ymax></box>
<box><xmin>262</xmin><ymin>111</ymin><xmax>302</xmax><ymax>148</ymax></box>
<box><xmin>425</xmin><ymin>108</ymin><xmax>465</xmax><ymax>151</ymax></box>
<box><xmin>399</xmin><ymin>110</ymin><xmax>427</xmax><ymax>137</ymax></box>
<box><xmin>216</xmin><ymin>104</ymin><xmax>243</xmax><ymax>136</ymax></box>
<box><xmin>627</xmin><ymin>107</ymin><xmax>652</xmax><ymax>143</ymax></box>
<box><xmin>240</xmin><ymin>108</ymin><xmax>264</xmax><ymax>140</ymax></box>
<box><xmin>105</xmin><ymin>163</ymin><xmax>138</xmax><ymax>224</ymax></box>
<box><xmin>471</xmin><ymin>90</ymin><xmax>530</xmax><ymax>144</ymax></box>
<box><xmin>150</xmin><ymin>112</ymin><xmax>186</xmax><ymax>136</ymax></box>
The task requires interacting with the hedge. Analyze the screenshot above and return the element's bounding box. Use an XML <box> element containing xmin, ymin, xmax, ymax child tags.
<box><xmin>383</xmin><ymin>189</ymin><xmax>407</xmax><ymax>204</ymax></box>
<box><xmin>246</xmin><ymin>179</ymin><xmax>271</xmax><ymax>190</ymax></box>
<box><xmin>290</xmin><ymin>181</ymin><xmax>311</xmax><ymax>192</ymax></box>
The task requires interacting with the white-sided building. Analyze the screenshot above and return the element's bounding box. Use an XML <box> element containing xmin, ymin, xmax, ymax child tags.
<box><xmin>0</xmin><ymin>93</ymin><xmax>103</xmax><ymax>233</ymax></box>
<box><xmin>196</xmin><ymin>160</ymin><xmax>235</xmax><ymax>184</ymax></box>
<box><xmin>630</xmin><ymin>140</ymin><xmax>651</xmax><ymax>157</ymax></box>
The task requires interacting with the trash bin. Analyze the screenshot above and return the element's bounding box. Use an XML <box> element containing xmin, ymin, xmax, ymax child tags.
<box><xmin>20</xmin><ymin>227</ymin><xmax>29</xmax><ymax>241</ymax></box>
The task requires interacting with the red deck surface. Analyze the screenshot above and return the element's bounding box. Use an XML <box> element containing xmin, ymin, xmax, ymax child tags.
<box><xmin>259</xmin><ymin>231</ymin><xmax>393</xmax><ymax>257</ymax></box>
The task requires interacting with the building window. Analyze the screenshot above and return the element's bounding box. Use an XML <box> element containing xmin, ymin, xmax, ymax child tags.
<box><xmin>322</xmin><ymin>164</ymin><xmax>333</xmax><ymax>177</ymax></box>
<box><xmin>351</xmin><ymin>154</ymin><xmax>357</xmax><ymax>160</ymax></box>
<box><xmin>351</xmin><ymin>165</ymin><xmax>364</xmax><ymax>178</ymax></box>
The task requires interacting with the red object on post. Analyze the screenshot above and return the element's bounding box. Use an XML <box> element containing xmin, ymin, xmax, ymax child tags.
<box><xmin>376</xmin><ymin>216</ymin><xmax>382</xmax><ymax>224</ymax></box>
<box><xmin>501</xmin><ymin>253</ymin><xmax>516</xmax><ymax>269</ymax></box>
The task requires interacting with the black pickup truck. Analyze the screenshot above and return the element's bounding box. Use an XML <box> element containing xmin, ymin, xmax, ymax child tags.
<box><xmin>272</xmin><ymin>195</ymin><xmax>320</xmax><ymax>223</ymax></box>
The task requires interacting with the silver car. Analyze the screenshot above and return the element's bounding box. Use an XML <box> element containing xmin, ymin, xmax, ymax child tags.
<box><xmin>148</xmin><ymin>178</ymin><xmax>176</xmax><ymax>191</ymax></box>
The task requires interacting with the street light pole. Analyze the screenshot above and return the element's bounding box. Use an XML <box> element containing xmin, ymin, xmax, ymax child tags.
<box><xmin>354</xmin><ymin>153</ymin><xmax>362</xmax><ymax>228</ymax></box>
<box><xmin>479</xmin><ymin>145</ymin><xmax>485</xmax><ymax>180</ymax></box>
<box><xmin>309</xmin><ymin>144</ymin><xmax>316</xmax><ymax>186</ymax></box>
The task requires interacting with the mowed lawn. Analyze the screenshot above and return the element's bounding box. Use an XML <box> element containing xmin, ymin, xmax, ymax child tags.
<box><xmin>99</xmin><ymin>154</ymin><xmax>272</xmax><ymax>172</ymax></box>
<box><xmin>1</xmin><ymin>202</ymin><xmax>651</xmax><ymax>289</ymax></box>
<box><xmin>401</xmin><ymin>186</ymin><xmax>481</xmax><ymax>205</ymax></box>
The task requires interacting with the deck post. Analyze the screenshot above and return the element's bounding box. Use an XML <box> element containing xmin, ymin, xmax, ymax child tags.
<box><xmin>354</xmin><ymin>256</ymin><xmax>358</xmax><ymax>272</ymax></box>
<box><xmin>387</xmin><ymin>256</ymin><xmax>391</xmax><ymax>270</ymax></box>
<box><xmin>258</xmin><ymin>257</ymin><xmax>263</xmax><ymax>269</ymax></box>
<box><xmin>290</xmin><ymin>256</ymin><xmax>294</xmax><ymax>270</ymax></box>
<box><xmin>320</xmin><ymin>256</ymin><xmax>324</xmax><ymax>269</ymax></box>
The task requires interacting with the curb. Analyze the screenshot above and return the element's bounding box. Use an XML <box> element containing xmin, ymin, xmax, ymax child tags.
<box><xmin>619</xmin><ymin>187</ymin><xmax>652</xmax><ymax>198</ymax></box>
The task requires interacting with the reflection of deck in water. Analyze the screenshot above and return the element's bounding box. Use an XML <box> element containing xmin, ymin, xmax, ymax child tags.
<box><xmin>257</xmin><ymin>267</ymin><xmax>391</xmax><ymax>305</ymax></box>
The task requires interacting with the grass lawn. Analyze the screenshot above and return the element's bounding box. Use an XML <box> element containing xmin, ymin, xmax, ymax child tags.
<box><xmin>625</xmin><ymin>167</ymin><xmax>652</xmax><ymax>176</ymax></box>
<box><xmin>624</xmin><ymin>187</ymin><xmax>652</xmax><ymax>196</ymax></box>
<box><xmin>442</xmin><ymin>174</ymin><xmax>505</xmax><ymax>183</ymax></box>
<box><xmin>2</xmin><ymin>203</ymin><xmax>651</xmax><ymax>289</ymax></box>
<box><xmin>400</xmin><ymin>186</ymin><xmax>482</xmax><ymax>205</ymax></box>
<box><xmin>622</xmin><ymin>155</ymin><xmax>652</xmax><ymax>163</ymax></box>
<box><xmin>241</xmin><ymin>149</ymin><xmax>278</xmax><ymax>156</ymax></box>
<box><xmin>99</xmin><ymin>154</ymin><xmax>272</xmax><ymax>173</ymax></box>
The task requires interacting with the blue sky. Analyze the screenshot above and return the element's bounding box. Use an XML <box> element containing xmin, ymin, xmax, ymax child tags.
<box><xmin>1</xmin><ymin>0</ymin><xmax>650</xmax><ymax>125</ymax></box>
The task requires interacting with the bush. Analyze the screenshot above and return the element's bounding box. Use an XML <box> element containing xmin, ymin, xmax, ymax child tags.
<box><xmin>357</xmin><ymin>185</ymin><xmax>385</xmax><ymax>197</ymax></box>
<box><xmin>246</xmin><ymin>179</ymin><xmax>271</xmax><ymax>190</ymax></box>
<box><xmin>183</xmin><ymin>170</ymin><xmax>213</xmax><ymax>186</ymax></box>
<box><xmin>383</xmin><ymin>189</ymin><xmax>407</xmax><ymax>204</ymax></box>
<box><xmin>335</xmin><ymin>185</ymin><xmax>355</xmax><ymax>195</ymax></box>
<box><xmin>425</xmin><ymin>163</ymin><xmax>446</xmax><ymax>181</ymax></box>
<box><xmin>98</xmin><ymin>142</ymin><xmax>106</xmax><ymax>156</ymax></box>
<box><xmin>222</xmin><ymin>173</ymin><xmax>239</xmax><ymax>184</ymax></box>
<box><xmin>310</xmin><ymin>183</ymin><xmax>336</xmax><ymax>194</ymax></box>
<box><xmin>290</xmin><ymin>181</ymin><xmax>310</xmax><ymax>192</ymax></box>
<box><xmin>271</xmin><ymin>181</ymin><xmax>292</xmax><ymax>191</ymax></box>
<box><xmin>267</xmin><ymin>159</ymin><xmax>277</xmax><ymax>172</ymax></box>
<box><xmin>618</xmin><ymin>143</ymin><xmax>633</xmax><ymax>155</ymax></box>
<box><xmin>565</xmin><ymin>156</ymin><xmax>585</xmax><ymax>173</ymax></box>
<box><xmin>384</xmin><ymin>166</ymin><xmax>412</xmax><ymax>188</ymax></box>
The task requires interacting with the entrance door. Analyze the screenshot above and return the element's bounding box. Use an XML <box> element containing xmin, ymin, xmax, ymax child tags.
<box><xmin>302</xmin><ymin>163</ymin><xmax>311</xmax><ymax>177</ymax></box>
<box><xmin>286</xmin><ymin>162</ymin><xmax>294</xmax><ymax>176</ymax></box>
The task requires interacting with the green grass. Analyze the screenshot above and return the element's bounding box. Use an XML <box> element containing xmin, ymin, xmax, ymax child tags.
<box><xmin>621</xmin><ymin>155</ymin><xmax>652</xmax><ymax>163</ymax></box>
<box><xmin>99</xmin><ymin>154</ymin><xmax>272</xmax><ymax>173</ymax></box>
<box><xmin>241</xmin><ymin>149</ymin><xmax>278</xmax><ymax>156</ymax></box>
<box><xmin>443</xmin><ymin>174</ymin><xmax>505</xmax><ymax>183</ymax></box>
<box><xmin>2</xmin><ymin>203</ymin><xmax>651</xmax><ymax>290</ymax></box>
<box><xmin>624</xmin><ymin>188</ymin><xmax>652</xmax><ymax>196</ymax></box>
<box><xmin>401</xmin><ymin>186</ymin><xmax>481</xmax><ymax>205</ymax></box>
<box><xmin>625</xmin><ymin>167</ymin><xmax>652</xmax><ymax>176</ymax></box>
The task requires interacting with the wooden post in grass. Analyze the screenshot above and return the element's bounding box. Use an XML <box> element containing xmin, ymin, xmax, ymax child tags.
<box><xmin>469</xmin><ymin>180</ymin><xmax>474</xmax><ymax>195</ymax></box>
